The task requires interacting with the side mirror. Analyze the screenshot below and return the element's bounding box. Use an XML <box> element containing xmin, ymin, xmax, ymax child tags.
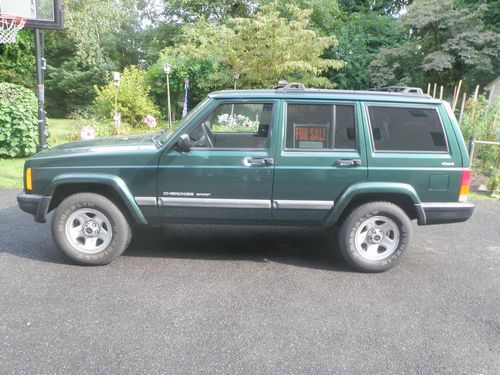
<box><xmin>176</xmin><ymin>134</ymin><xmax>191</xmax><ymax>153</ymax></box>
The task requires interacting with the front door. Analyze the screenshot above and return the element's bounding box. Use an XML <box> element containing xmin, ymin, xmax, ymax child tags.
<box><xmin>158</xmin><ymin>100</ymin><xmax>278</xmax><ymax>223</ymax></box>
<box><xmin>272</xmin><ymin>100</ymin><xmax>368</xmax><ymax>223</ymax></box>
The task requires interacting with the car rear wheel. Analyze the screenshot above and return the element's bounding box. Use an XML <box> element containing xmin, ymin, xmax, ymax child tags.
<box><xmin>51</xmin><ymin>193</ymin><xmax>132</xmax><ymax>265</ymax></box>
<box><xmin>338</xmin><ymin>201</ymin><xmax>412</xmax><ymax>272</ymax></box>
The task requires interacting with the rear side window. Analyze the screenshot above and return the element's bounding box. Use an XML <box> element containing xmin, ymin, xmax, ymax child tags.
<box><xmin>367</xmin><ymin>106</ymin><xmax>447</xmax><ymax>152</ymax></box>
<box><xmin>286</xmin><ymin>103</ymin><xmax>356</xmax><ymax>150</ymax></box>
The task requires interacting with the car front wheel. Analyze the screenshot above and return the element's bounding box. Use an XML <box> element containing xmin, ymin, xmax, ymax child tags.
<box><xmin>338</xmin><ymin>201</ymin><xmax>412</xmax><ymax>272</ymax></box>
<box><xmin>51</xmin><ymin>192</ymin><xmax>132</xmax><ymax>265</ymax></box>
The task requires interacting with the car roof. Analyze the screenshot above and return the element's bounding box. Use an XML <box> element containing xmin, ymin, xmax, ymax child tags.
<box><xmin>208</xmin><ymin>89</ymin><xmax>443</xmax><ymax>105</ymax></box>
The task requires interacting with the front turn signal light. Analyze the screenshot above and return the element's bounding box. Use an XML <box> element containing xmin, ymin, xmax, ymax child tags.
<box><xmin>25</xmin><ymin>167</ymin><xmax>32</xmax><ymax>191</ymax></box>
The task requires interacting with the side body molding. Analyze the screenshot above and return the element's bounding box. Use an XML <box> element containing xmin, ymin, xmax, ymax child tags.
<box><xmin>324</xmin><ymin>181</ymin><xmax>423</xmax><ymax>227</ymax></box>
<box><xmin>43</xmin><ymin>173</ymin><xmax>148</xmax><ymax>224</ymax></box>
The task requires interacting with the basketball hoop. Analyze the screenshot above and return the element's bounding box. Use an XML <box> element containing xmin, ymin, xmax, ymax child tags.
<box><xmin>0</xmin><ymin>14</ymin><xmax>26</xmax><ymax>44</ymax></box>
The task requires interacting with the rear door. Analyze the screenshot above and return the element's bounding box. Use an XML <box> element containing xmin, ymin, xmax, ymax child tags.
<box><xmin>362</xmin><ymin>102</ymin><xmax>462</xmax><ymax>202</ymax></box>
<box><xmin>272</xmin><ymin>100</ymin><xmax>368</xmax><ymax>223</ymax></box>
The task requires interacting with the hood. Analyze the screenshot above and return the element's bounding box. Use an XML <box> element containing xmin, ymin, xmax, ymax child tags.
<box><xmin>32</xmin><ymin>133</ymin><xmax>159</xmax><ymax>159</ymax></box>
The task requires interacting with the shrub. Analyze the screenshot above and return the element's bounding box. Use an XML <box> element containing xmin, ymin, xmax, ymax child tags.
<box><xmin>0</xmin><ymin>83</ymin><xmax>39</xmax><ymax>158</ymax></box>
<box><xmin>93</xmin><ymin>66</ymin><xmax>160</xmax><ymax>128</ymax></box>
<box><xmin>460</xmin><ymin>96</ymin><xmax>499</xmax><ymax>175</ymax></box>
<box><xmin>460</xmin><ymin>95</ymin><xmax>498</xmax><ymax>142</ymax></box>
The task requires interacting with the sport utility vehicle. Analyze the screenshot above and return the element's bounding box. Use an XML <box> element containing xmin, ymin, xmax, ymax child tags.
<box><xmin>18</xmin><ymin>84</ymin><xmax>474</xmax><ymax>272</ymax></box>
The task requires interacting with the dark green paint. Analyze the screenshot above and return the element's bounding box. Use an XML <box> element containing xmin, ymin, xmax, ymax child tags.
<box><xmin>22</xmin><ymin>89</ymin><xmax>471</xmax><ymax>226</ymax></box>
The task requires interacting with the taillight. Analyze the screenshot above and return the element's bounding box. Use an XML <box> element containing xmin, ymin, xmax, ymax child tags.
<box><xmin>25</xmin><ymin>167</ymin><xmax>32</xmax><ymax>191</ymax></box>
<box><xmin>459</xmin><ymin>168</ymin><xmax>471</xmax><ymax>202</ymax></box>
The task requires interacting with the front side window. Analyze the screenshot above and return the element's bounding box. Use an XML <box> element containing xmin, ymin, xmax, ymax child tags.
<box><xmin>367</xmin><ymin>106</ymin><xmax>447</xmax><ymax>152</ymax></box>
<box><xmin>285</xmin><ymin>103</ymin><xmax>356</xmax><ymax>150</ymax></box>
<box><xmin>189</xmin><ymin>102</ymin><xmax>273</xmax><ymax>149</ymax></box>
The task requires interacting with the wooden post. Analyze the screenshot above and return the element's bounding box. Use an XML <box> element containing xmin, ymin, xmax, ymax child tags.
<box><xmin>458</xmin><ymin>92</ymin><xmax>467</xmax><ymax>125</ymax></box>
<box><xmin>452</xmin><ymin>80</ymin><xmax>462</xmax><ymax>111</ymax></box>
<box><xmin>433</xmin><ymin>83</ymin><xmax>437</xmax><ymax>98</ymax></box>
<box><xmin>427</xmin><ymin>83</ymin><xmax>431</xmax><ymax>95</ymax></box>
<box><xmin>439</xmin><ymin>85</ymin><xmax>443</xmax><ymax>100</ymax></box>
<box><xmin>471</xmin><ymin>85</ymin><xmax>480</xmax><ymax>121</ymax></box>
<box><xmin>469</xmin><ymin>139</ymin><xmax>475</xmax><ymax>166</ymax></box>
<box><xmin>453</xmin><ymin>85</ymin><xmax>457</xmax><ymax>102</ymax></box>
<box><xmin>472</xmin><ymin>85</ymin><xmax>479</xmax><ymax>101</ymax></box>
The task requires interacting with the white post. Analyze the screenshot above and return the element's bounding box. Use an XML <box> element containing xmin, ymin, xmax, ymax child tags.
<box><xmin>164</xmin><ymin>64</ymin><xmax>172</xmax><ymax>127</ymax></box>
<box><xmin>167</xmin><ymin>73</ymin><xmax>172</xmax><ymax>127</ymax></box>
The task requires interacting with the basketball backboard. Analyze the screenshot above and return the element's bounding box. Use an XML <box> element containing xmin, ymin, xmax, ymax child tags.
<box><xmin>0</xmin><ymin>0</ymin><xmax>63</xmax><ymax>30</ymax></box>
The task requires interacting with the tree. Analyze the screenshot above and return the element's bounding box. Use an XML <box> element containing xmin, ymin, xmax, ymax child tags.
<box><xmin>369</xmin><ymin>0</ymin><xmax>500</xmax><ymax>91</ymax></box>
<box><xmin>163</xmin><ymin>0</ymin><xmax>256</xmax><ymax>22</ymax></box>
<box><xmin>93</xmin><ymin>66</ymin><xmax>160</xmax><ymax>126</ymax></box>
<box><xmin>261</xmin><ymin>0</ymin><xmax>342</xmax><ymax>33</ymax></box>
<box><xmin>225</xmin><ymin>4</ymin><xmax>344</xmax><ymax>88</ymax></box>
<box><xmin>0</xmin><ymin>30</ymin><xmax>35</xmax><ymax>89</ymax></box>
<box><xmin>326</xmin><ymin>11</ymin><xmax>406</xmax><ymax>89</ymax></box>
<box><xmin>64</xmin><ymin>0</ymin><xmax>143</xmax><ymax>68</ymax></box>
<box><xmin>338</xmin><ymin>0</ymin><xmax>412</xmax><ymax>15</ymax></box>
<box><xmin>146</xmin><ymin>20</ymin><xmax>233</xmax><ymax>117</ymax></box>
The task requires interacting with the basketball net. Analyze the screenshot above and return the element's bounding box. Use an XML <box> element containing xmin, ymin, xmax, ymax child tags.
<box><xmin>0</xmin><ymin>15</ymin><xmax>26</xmax><ymax>44</ymax></box>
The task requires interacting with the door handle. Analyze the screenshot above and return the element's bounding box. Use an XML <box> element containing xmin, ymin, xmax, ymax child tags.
<box><xmin>336</xmin><ymin>159</ymin><xmax>361</xmax><ymax>166</ymax></box>
<box><xmin>243</xmin><ymin>157</ymin><xmax>274</xmax><ymax>166</ymax></box>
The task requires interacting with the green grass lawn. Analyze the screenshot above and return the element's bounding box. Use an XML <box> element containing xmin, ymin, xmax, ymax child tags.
<box><xmin>48</xmin><ymin>118</ymin><xmax>79</xmax><ymax>145</ymax></box>
<box><xmin>0</xmin><ymin>158</ymin><xmax>26</xmax><ymax>189</ymax></box>
<box><xmin>0</xmin><ymin>118</ymin><xmax>79</xmax><ymax>189</ymax></box>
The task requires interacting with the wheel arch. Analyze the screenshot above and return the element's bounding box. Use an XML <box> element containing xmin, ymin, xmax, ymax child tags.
<box><xmin>44</xmin><ymin>174</ymin><xmax>147</xmax><ymax>225</ymax></box>
<box><xmin>325</xmin><ymin>182</ymin><xmax>424</xmax><ymax>227</ymax></box>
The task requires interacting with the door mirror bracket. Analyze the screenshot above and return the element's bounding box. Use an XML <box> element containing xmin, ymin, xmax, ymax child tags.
<box><xmin>176</xmin><ymin>134</ymin><xmax>191</xmax><ymax>153</ymax></box>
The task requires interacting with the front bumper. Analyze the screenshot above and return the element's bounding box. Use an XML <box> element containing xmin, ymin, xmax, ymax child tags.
<box><xmin>416</xmin><ymin>202</ymin><xmax>475</xmax><ymax>225</ymax></box>
<box><xmin>17</xmin><ymin>192</ymin><xmax>52</xmax><ymax>223</ymax></box>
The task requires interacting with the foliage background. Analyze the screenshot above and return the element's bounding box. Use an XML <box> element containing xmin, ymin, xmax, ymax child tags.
<box><xmin>0</xmin><ymin>83</ymin><xmax>39</xmax><ymax>158</ymax></box>
<box><xmin>0</xmin><ymin>0</ymin><xmax>497</xmax><ymax>120</ymax></box>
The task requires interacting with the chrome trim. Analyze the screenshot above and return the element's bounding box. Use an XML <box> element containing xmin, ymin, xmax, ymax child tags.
<box><xmin>274</xmin><ymin>200</ymin><xmax>334</xmax><ymax>210</ymax></box>
<box><xmin>420</xmin><ymin>202</ymin><xmax>475</xmax><ymax>209</ymax></box>
<box><xmin>159</xmin><ymin>198</ymin><xmax>271</xmax><ymax>209</ymax></box>
<box><xmin>135</xmin><ymin>197</ymin><xmax>157</xmax><ymax>206</ymax></box>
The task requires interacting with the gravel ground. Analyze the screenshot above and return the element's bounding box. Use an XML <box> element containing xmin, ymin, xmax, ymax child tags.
<box><xmin>0</xmin><ymin>188</ymin><xmax>499</xmax><ymax>374</ymax></box>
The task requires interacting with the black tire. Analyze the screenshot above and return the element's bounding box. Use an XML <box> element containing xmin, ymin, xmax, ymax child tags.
<box><xmin>338</xmin><ymin>201</ymin><xmax>412</xmax><ymax>272</ymax></box>
<box><xmin>51</xmin><ymin>193</ymin><xmax>132</xmax><ymax>265</ymax></box>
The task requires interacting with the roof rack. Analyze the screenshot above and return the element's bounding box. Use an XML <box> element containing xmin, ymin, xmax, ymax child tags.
<box><xmin>275</xmin><ymin>80</ymin><xmax>306</xmax><ymax>90</ymax></box>
<box><xmin>371</xmin><ymin>86</ymin><xmax>424</xmax><ymax>94</ymax></box>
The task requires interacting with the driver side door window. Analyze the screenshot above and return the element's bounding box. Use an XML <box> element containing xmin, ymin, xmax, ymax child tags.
<box><xmin>189</xmin><ymin>103</ymin><xmax>273</xmax><ymax>149</ymax></box>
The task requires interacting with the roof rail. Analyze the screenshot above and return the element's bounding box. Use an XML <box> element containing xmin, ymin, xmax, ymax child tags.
<box><xmin>371</xmin><ymin>86</ymin><xmax>424</xmax><ymax>94</ymax></box>
<box><xmin>275</xmin><ymin>80</ymin><xmax>306</xmax><ymax>90</ymax></box>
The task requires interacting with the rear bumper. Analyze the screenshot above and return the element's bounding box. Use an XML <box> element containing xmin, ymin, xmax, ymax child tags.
<box><xmin>416</xmin><ymin>202</ymin><xmax>474</xmax><ymax>225</ymax></box>
<box><xmin>17</xmin><ymin>192</ymin><xmax>52</xmax><ymax>223</ymax></box>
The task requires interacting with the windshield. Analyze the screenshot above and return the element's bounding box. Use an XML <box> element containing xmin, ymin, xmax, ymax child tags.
<box><xmin>154</xmin><ymin>98</ymin><xmax>211</xmax><ymax>145</ymax></box>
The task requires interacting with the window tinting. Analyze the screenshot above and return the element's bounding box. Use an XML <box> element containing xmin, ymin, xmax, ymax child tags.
<box><xmin>335</xmin><ymin>105</ymin><xmax>356</xmax><ymax>149</ymax></box>
<box><xmin>189</xmin><ymin>103</ymin><xmax>273</xmax><ymax>149</ymax></box>
<box><xmin>286</xmin><ymin>104</ymin><xmax>356</xmax><ymax>150</ymax></box>
<box><xmin>368</xmin><ymin>106</ymin><xmax>447</xmax><ymax>152</ymax></box>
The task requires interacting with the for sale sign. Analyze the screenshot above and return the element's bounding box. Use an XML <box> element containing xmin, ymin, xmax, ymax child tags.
<box><xmin>293</xmin><ymin>123</ymin><xmax>330</xmax><ymax>149</ymax></box>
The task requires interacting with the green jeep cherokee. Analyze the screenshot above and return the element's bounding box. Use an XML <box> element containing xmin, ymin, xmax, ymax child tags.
<box><xmin>17</xmin><ymin>85</ymin><xmax>474</xmax><ymax>272</ymax></box>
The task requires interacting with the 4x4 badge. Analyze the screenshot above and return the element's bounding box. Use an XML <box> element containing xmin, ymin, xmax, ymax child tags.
<box><xmin>441</xmin><ymin>162</ymin><xmax>455</xmax><ymax>166</ymax></box>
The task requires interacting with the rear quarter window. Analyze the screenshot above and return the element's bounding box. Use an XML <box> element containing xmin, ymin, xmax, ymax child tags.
<box><xmin>367</xmin><ymin>105</ymin><xmax>447</xmax><ymax>152</ymax></box>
